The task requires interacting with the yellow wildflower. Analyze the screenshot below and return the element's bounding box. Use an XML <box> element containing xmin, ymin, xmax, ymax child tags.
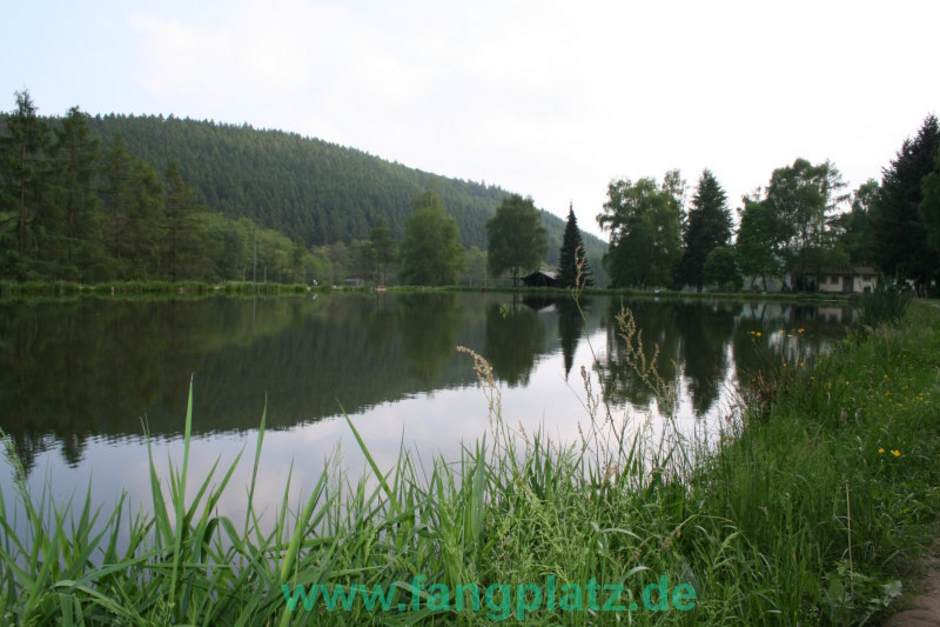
<box><xmin>878</xmin><ymin>448</ymin><xmax>885</xmax><ymax>455</ymax></box>
<box><xmin>890</xmin><ymin>449</ymin><xmax>902</xmax><ymax>458</ymax></box>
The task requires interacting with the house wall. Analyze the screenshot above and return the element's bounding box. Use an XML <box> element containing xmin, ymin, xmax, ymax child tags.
<box><xmin>818</xmin><ymin>274</ymin><xmax>844</xmax><ymax>293</ymax></box>
<box><xmin>853</xmin><ymin>274</ymin><xmax>878</xmax><ymax>293</ymax></box>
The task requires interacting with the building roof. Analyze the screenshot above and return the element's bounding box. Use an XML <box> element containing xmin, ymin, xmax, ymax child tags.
<box><xmin>524</xmin><ymin>266</ymin><xmax>558</xmax><ymax>279</ymax></box>
<box><xmin>794</xmin><ymin>266</ymin><xmax>879</xmax><ymax>276</ymax></box>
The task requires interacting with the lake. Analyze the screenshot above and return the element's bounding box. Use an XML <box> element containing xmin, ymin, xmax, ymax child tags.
<box><xmin>0</xmin><ymin>292</ymin><xmax>852</xmax><ymax>526</ymax></box>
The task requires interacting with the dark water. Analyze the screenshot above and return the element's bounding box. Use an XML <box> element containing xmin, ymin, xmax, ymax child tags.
<box><xmin>0</xmin><ymin>293</ymin><xmax>851</xmax><ymax>520</ymax></box>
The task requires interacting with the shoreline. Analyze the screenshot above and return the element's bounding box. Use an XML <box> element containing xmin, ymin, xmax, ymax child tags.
<box><xmin>1</xmin><ymin>279</ymin><xmax>856</xmax><ymax>305</ymax></box>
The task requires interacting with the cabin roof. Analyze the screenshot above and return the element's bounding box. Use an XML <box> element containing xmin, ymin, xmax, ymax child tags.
<box><xmin>524</xmin><ymin>267</ymin><xmax>558</xmax><ymax>279</ymax></box>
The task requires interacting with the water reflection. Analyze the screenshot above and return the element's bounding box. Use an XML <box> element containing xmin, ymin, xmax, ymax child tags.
<box><xmin>0</xmin><ymin>294</ymin><xmax>852</xmax><ymax>478</ymax></box>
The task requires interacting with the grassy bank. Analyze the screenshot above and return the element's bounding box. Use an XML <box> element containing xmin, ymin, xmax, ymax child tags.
<box><xmin>0</xmin><ymin>280</ymin><xmax>318</xmax><ymax>300</ymax></box>
<box><xmin>442</xmin><ymin>284</ymin><xmax>855</xmax><ymax>303</ymax></box>
<box><xmin>2</xmin><ymin>279</ymin><xmax>855</xmax><ymax>304</ymax></box>
<box><xmin>0</xmin><ymin>305</ymin><xmax>938</xmax><ymax>624</ymax></box>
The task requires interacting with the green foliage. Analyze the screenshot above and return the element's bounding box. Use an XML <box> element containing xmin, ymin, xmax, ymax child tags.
<box><xmin>367</xmin><ymin>219</ymin><xmax>396</xmax><ymax>285</ymax></box>
<box><xmin>557</xmin><ymin>204</ymin><xmax>593</xmax><ymax>288</ymax></box>
<box><xmin>398</xmin><ymin>191</ymin><xmax>464</xmax><ymax>285</ymax></box>
<box><xmin>162</xmin><ymin>162</ymin><xmax>210</xmax><ymax>280</ymax></box>
<box><xmin>919</xmin><ymin>148</ymin><xmax>940</xmax><ymax>260</ymax></box>
<box><xmin>486</xmin><ymin>194</ymin><xmax>547</xmax><ymax>286</ymax></box>
<box><xmin>765</xmin><ymin>158</ymin><xmax>847</xmax><ymax>275</ymax></box>
<box><xmin>858</xmin><ymin>280</ymin><xmax>913</xmax><ymax>327</ymax></box>
<box><xmin>0</xmin><ymin>91</ymin><xmax>54</xmax><ymax>270</ymax></box>
<box><xmin>875</xmin><ymin>115</ymin><xmax>940</xmax><ymax>289</ymax></box>
<box><xmin>676</xmin><ymin>170</ymin><xmax>732</xmax><ymax>289</ymax></box>
<box><xmin>53</xmin><ymin>106</ymin><xmax>102</xmax><ymax>274</ymax></box>
<box><xmin>598</xmin><ymin>175</ymin><xmax>682</xmax><ymax>288</ymax></box>
<box><xmin>832</xmin><ymin>179</ymin><xmax>879</xmax><ymax>266</ymax></box>
<box><xmin>735</xmin><ymin>196</ymin><xmax>784</xmax><ymax>289</ymax></box>
<box><xmin>457</xmin><ymin>245</ymin><xmax>487</xmax><ymax>287</ymax></box>
<box><xmin>0</xmin><ymin>93</ymin><xmax>608</xmax><ymax>284</ymax></box>
<box><xmin>0</xmin><ymin>93</ymin><xmax>346</xmax><ymax>285</ymax></box>
<box><xmin>703</xmin><ymin>245</ymin><xmax>740</xmax><ymax>290</ymax></box>
<box><xmin>71</xmin><ymin>112</ymin><xmax>606</xmax><ymax>260</ymax></box>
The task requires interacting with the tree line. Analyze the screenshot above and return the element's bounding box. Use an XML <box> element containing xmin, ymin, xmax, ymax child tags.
<box><xmin>598</xmin><ymin>115</ymin><xmax>940</xmax><ymax>295</ymax></box>
<box><xmin>0</xmin><ymin>91</ymin><xmax>608</xmax><ymax>286</ymax></box>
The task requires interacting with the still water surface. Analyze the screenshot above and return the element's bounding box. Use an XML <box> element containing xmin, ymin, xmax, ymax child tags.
<box><xmin>0</xmin><ymin>293</ymin><xmax>851</xmax><ymax>523</ymax></box>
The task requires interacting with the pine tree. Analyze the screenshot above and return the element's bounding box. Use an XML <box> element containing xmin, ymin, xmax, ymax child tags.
<box><xmin>126</xmin><ymin>160</ymin><xmax>164</xmax><ymax>278</ymax></box>
<box><xmin>558</xmin><ymin>203</ymin><xmax>593</xmax><ymax>288</ymax></box>
<box><xmin>100</xmin><ymin>137</ymin><xmax>134</xmax><ymax>270</ymax></box>
<box><xmin>676</xmin><ymin>170</ymin><xmax>732</xmax><ymax>290</ymax></box>
<box><xmin>922</xmin><ymin>149</ymin><xmax>940</xmax><ymax>263</ymax></box>
<box><xmin>875</xmin><ymin>115</ymin><xmax>940</xmax><ymax>290</ymax></box>
<box><xmin>54</xmin><ymin>106</ymin><xmax>101</xmax><ymax>273</ymax></box>
<box><xmin>1</xmin><ymin>91</ymin><xmax>53</xmax><ymax>262</ymax></box>
<box><xmin>163</xmin><ymin>162</ymin><xmax>207</xmax><ymax>280</ymax></box>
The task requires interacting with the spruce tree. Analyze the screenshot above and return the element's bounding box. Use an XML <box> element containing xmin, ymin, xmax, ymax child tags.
<box><xmin>54</xmin><ymin>106</ymin><xmax>101</xmax><ymax>273</ymax></box>
<box><xmin>875</xmin><ymin>115</ymin><xmax>940</xmax><ymax>290</ymax></box>
<box><xmin>100</xmin><ymin>137</ymin><xmax>134</xmax><ymax>268</ymax></box>
<box><xmin>676</xmin><ymin>170</ymin><xmax>732</xmax><ymax>290</ymax></box>
<box><xmin>922</xmin><ymin>149</ymin><xmax>940</xmax><ymax>263</ymax></box>
<box><xmin>163</xmin><ymin>162</ymin><xmax>207</xmax><ymax>281</ymax></box>
<box><xmin>1</xmin><ymin>91</ymin><xmax>53</xmax><ymax>261</ymax></box>
<box><xmin>558</xmin><ymin>203</ymin><xmax>593</xmax><ymax>288</ymax></box>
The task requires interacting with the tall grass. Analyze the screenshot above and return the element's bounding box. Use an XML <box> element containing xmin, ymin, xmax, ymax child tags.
<box><xmin>857</xmin><ymin>281</ymin><xmax>914</xmax><ymax>327</ymax></box>
<box><xmin>1</xmin><ymin>304</ymin><xmax>939</xmax><ymax>624</ymax></box>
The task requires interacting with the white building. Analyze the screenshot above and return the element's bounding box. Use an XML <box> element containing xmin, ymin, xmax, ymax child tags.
<box><xmin>796</xmin><ymin>267</ymin><xmax>879</xmax><ymax>294</ymax></box>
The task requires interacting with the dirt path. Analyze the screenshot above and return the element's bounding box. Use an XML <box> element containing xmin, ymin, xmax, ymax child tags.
<box><xmin>884</xmin><ymin>311</ymin><xmax>940</xmax><ymax>624</ymax></box>
<box><xmin>883</xmin><ymin>548</ymin><xmax>940</xmax><ymax>626</ymax></box>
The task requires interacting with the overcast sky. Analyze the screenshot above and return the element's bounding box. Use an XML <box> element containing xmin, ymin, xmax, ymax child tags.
<box><xmin>3</xmin><ymin>0</ymin><xmax>938</xmax><ymax>238</ymax></box>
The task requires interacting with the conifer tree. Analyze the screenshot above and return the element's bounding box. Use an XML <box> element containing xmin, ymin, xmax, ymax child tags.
<box><xmin>921</xmin><ymin>149</ymin><xmax>940</xmax><ymax>265</ymax></box>
<box><xmin>100</xmin><ymin>137</ymin><xmax>134</xmax><ymax>269</ymax></box>
<box><xmin>1</xmin><ymin>91</ymin><xmax>53</xmax><ymax>261</ymax></box>
<box><xmin>54</xmin><ymin>106</ymin><xmax>100</xmax><ymax>272</ymax></box>
<box><xmin>163</xmin><ymin>162</ymin><xmax>207</xmax><ymax>280</ymax></box>
<box><xmin>875</xmin><ymin>115</ymin><xmax>940</xmax><ymax>290</ymax></box>
<box><xmin>676</xmin><ymin>170</ymin><xmax>732</xmax><ymax>290</ymax></box>
<box><xmin>558</xmin><ymin>203</ymin><xmax>593</xmax><ymax>288</ymax></box>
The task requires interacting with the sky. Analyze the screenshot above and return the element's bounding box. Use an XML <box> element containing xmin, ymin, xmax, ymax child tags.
<box><xmin>3</xmin><ymin>0</ymin><xmax>939</xmax><ymax>239</ymax></box>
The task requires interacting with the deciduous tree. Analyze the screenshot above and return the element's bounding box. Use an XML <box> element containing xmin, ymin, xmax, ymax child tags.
<box><xmin>487</xmin><ymin>194</ymin><xmax>547</xmax><ymax>287</ymax></box>
<box><xmin>399</xmin><ymin>190</ymin><xmax>463</xmax><ymax>285</ymax></box>
<box><xmin>597</xmin><ymin>176</ymin><xmax>682</xmax><ymax>288</ymax></box>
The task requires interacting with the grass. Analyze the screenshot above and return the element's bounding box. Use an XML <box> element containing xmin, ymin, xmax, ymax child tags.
<box><xmin>0</xmin><ymin>302</ymin><xmax>939</xmax><ymax>624</ymax></box>
<box><xmin>858</xmin><ymin>281</ymin><xmax>914</xmax><ymax>327</ymax></box>
<box><xmin>0</xmin><ymin>280</ymin><xmax>319</xmax><ymax>300</ymax></box>
<box><xmin>2</xmin><ymin>278</ymin><xmax>857</xmax><ymax>304</ymax></box>
<box><xmin>441</xmin><ymin>284</ymin><xmax>856</xmax><ymax>303</ymax></box>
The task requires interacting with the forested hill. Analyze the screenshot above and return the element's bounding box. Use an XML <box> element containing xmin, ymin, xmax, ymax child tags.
<box><xmin>82</xmin><ymin>115</ymin><xmax>607</xmax><ymax>264</ymax></box>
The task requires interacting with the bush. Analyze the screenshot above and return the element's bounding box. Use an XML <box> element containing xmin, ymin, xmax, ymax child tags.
<box><xmin>859</xmin><ymin>280</ymin><xmax>912</xmax><ymax>327</ymax></box>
